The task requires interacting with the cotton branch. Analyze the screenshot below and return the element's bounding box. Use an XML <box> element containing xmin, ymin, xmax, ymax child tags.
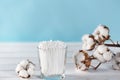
<box><xmin>105</xmin><ymin>43</ymin><xmax>120</xmax><ymax>47</ymax></box>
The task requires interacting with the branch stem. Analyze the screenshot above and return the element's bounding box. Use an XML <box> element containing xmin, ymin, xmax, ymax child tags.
<box><xmin>94</xmin><ymin>63</ymin><xmax>101</xmax><ymax>70</ymax></box>
<box><xmin>109</xmin><ymin>38</ymin><xmax>115</xmax><ymax>45</ymax></box>
<box><xmin>105</xmin><ymin>44</ymin><xmax>120</xmax><ymax>47</ymax></box>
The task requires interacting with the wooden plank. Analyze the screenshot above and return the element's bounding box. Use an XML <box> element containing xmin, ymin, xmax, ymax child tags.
<box><xmin>0</xmin><ymin>64</ymin><xmax>120</xmax><ymax>80</ymax></box>
<box><xmin>0</xmin><ymin>43</ymin><xmax>120</xmax><ymax>80</ymax></box>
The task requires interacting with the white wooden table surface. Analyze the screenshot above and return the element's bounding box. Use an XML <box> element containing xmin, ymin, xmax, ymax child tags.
<box><xmin>0</xmin><ymin>42</ymin><xmax>120</xmax><ymax>80</ymax></box>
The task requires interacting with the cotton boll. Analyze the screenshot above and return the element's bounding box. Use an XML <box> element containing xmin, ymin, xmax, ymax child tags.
<box><xmin>99</xmin><ymin>25</ymin><xmax>109</xmax><ymax>40</ymax></box>
<box><xmin>114</xmin><ymin>52</ymin><xmax>120</xmax><ymax>62</ymax></box>
<box><xmin>115</xmin><ymin>52</ymin><xmax>120</xmax><ymax>60</ymax></box>
<box><xmin>112</xmin><ymin>52</ymin><xmax>120</xmax><ymax>70</ymax></box>
<box><xmin>80</xmin><ymin>64</ymin><xmax>87</xmax><ymax>71</ymax></box>
<box><xmin>93</xmin><ymin>45</ymin><xmax>112</xmax><ymax>63</ymax></box>
<box><xmin>18</xmin><ymin>70</ymin><xmax>30</xmax><ymax>78</ymax></box>
<box><xmin>74</xmin><ymin>50</ymin><xmax>85</xmax><ymax>67</ymax></box>
<box><xmin>93</xmin><ymin>27</ymin><xmax>100</xmax><ymax>35</ymax></box>
<box><xmin>27</xmin><ymin>63</ymin><xmax>35</xmax><ymax>76</ymax></box>
<box><xmin>28</xmin><ymin>63</ymin><xmax>35</xmax><ymax>70</ymax></box>
<box><xmin>97</xmin><ymin>45</ymin><xmax>108</xmax><ymax>54</ymax></box>
<box><xmin>75</xmin><ymin>52</ymin><xmax>85</xmax><ymax>63</ymax></box>
<box><xmin>118</xmin><ymin>63</ymin><xmax>120</xmax><ymax>67</ymax></box>
<box><xmin>82</xmin><ymin>34</ymin><xmax>96</xmax><ymax>51</ymax></box>
<box><xmin>103</xmin><ymin>52</ymin><xmax>113</xmax><ymax>61</ymax></box>
<box><xmin>82</xmin><ymin>43</ymin><xmax>87</xmax><ymax>50</ymax></box>
<box><xmin>93</xmin><ymin>24</ymin><xmax>110</xmax><ymax>43</ymax></box>
<box><xmin>82</xmin><ymin>34</ymin><xmax>89</xmax><ymax>41</ymax></box>
<box><xmin>93</xmin><ymin>50</ymin><xmax>106</xmax><ymax>63</ymax></box>
<box><xmin>93</xmin><ymin>34</ymin><xmax>102</xmax><ymax>43</ymax></box>
<box><xmin>112</xmin><ymin>57</ymin><xmax>116</xmax><ymax>64</ymax></box>
<box><xmin>87</xmin><ymin>38</ymin><xmax>95</xmax><ymax>47</ymax></box>
<box><xmin>20</xmin><ymin>60</ymin><xmax>29</xmax><ymax>69</ymax></box>
<box><xmin>112</xmin><ymin>64</ymin><xmax>120</xmax><ymax>70</ymax></box>
<box><xmin>97</xmin><ymin>24</ymin><xmax>109</xmax><ymax>37</ymax></box>
<box><xmin>27</xmin><ymin>68</ymin><xmax>34</xmax><ymax>76</ymax></box>
<box><xmin>116</xmin><ymin>52</ymin><xmax>120</xmax><ymax>57</ymax></box>
<box><xmin>16</xmin><ymin>60</ymin><xmax>35</xmax><ymax>79</ymax></box>
<box><xmin>16</xmin><ymin>64</ymin><xmax>24</xmax><ymax>73</ymax></box>
<box><xmin>115</xmin><ymin>57</ymin><xmax>120</xmax><ymax>62</ymax></box>
<box><xmin>74</xmin><ymin>50</ymin><xmax>91</xmax><ymax>71</ymax></box>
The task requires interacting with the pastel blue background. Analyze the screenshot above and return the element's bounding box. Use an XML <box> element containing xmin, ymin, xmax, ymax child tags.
<box><xmin>0</xmin><ymin>0</ymin><xmax>120</xmax><ymax>42</ymax></box>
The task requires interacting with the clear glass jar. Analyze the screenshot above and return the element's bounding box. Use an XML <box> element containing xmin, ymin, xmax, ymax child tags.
<box><xmin>38</xmin><ymin>46</ymin><xmax>67</xmax><ymax>80</ymax></box>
